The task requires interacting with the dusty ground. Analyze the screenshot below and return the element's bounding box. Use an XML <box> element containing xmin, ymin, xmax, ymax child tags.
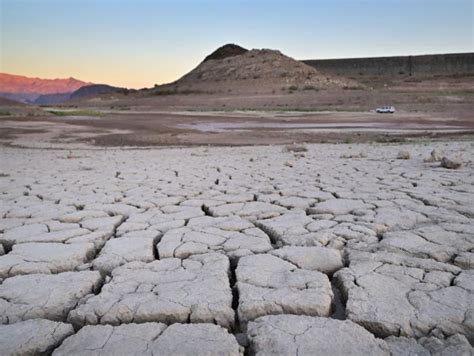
<box><xmin>0</xmin><ymin>141</ymin><xmax>473</xmax><ymax>355</ymax></box>
<box><xmin>0</xmin><ymin>68</ymin><xmax>473</xmax><ymax>148</ymax></box>
<box><xmin>1</xmin><ymin>72</ymin><xmax>472</xmax><ymax>148</ymax></box>
<box><xmin>0</xmin><ymin>108</ymin><xmax>473</xmax><ymax>148</ymax></box>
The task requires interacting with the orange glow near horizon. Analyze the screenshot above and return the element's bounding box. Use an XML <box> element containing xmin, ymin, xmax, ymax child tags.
<box><xmin>1</xmin><ymin>53</ymin><xmax>196</xmax><ymax>89</ymax></box>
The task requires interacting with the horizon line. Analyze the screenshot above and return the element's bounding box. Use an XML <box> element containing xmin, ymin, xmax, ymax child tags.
<box><xmin>1</xmin><ymin>50</ymin><xmax>473</xmax><ymax>89</ymax></box>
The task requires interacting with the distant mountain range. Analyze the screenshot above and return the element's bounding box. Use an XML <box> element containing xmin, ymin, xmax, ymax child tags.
<box><xmin>0</xmin><ymin>73</ymin><xmax>90</xmax><ymax>94</ymax></box>
<box><xmin>0</xmin><ymin>73</ymin><xmax>126</xmax><ymax>104</ymax></box>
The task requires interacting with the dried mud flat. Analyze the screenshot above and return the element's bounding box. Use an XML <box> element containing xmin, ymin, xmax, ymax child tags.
<box><xmin>0</xmin><ymin>141</ymin><xmax>473</xmax><ymax>355</ymax></box>
<box><xmin>1</xmin><ymin>109</ymin><xmax>474</xmax><ymax>149</ymax></box>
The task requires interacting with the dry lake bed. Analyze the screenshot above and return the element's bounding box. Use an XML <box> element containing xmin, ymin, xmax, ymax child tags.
<box><xmin>0</xmin><ymin>141</ymin><xmax>473</xmax><ymax>355</ymax></box>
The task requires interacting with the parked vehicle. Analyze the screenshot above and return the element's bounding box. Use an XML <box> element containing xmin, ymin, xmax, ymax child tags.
<box><xmin>376</xmin><ymin>106</ymin><xmax>395</xmax><ymax>113</ymax></box>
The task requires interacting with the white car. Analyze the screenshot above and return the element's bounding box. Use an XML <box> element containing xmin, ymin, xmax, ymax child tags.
<box><xmin>376</xmin><ymin>106</ymin><xmax>395</xmax><ymax>113</ymax></box>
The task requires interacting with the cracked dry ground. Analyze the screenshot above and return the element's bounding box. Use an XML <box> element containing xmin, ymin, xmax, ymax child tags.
<box><xmin>0</xmin><ymin>142</ymin><xmax>473</xmax><ymax>355</ymax></box>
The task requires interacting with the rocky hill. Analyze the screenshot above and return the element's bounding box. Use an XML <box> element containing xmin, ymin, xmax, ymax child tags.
<box><xmin>202</xmin><ymin>44</ymin><xmax>248</xmax><ymax>62</ymax></box>
<box><xmin>152</xmin><ymin>44</ymin><xmax>355</xmax><ymax>94</ymax></box>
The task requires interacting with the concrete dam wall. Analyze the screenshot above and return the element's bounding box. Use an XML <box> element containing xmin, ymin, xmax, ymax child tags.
<box><xmin>302</xmin><ymin>53</ymin><xmax>474</xmax><ymax>77</ymax></box>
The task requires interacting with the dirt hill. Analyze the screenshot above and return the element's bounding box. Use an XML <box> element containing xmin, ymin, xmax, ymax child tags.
<box><xmin>153</xmin><ymin>45</ymin><xmax>356</xmax><ymax>95</ymax></box>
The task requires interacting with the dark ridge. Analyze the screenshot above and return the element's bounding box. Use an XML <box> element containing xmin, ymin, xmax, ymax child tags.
<box><xmin>70</xmin><ymin>84</ymin><xmax>129</xmax><ymax>100</ymax></box>
<box><xmin>34</xmin><ymin>92</ymin><xmax>72</xmax><ymax>105</ymax></box>
<box><xmin>203</xmin><ymin>44</ymin><xmax>248</xmax><ymax>63</ymax></box>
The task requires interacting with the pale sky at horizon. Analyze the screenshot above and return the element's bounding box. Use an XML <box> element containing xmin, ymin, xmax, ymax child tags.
<box><xmin>1</xmin><ymin>0</ymin><xmax>473</xmax><ymax>89</ymax></box>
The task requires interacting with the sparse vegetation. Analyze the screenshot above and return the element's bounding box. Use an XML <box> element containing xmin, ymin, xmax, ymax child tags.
<box><xmin>46</xmin><ymin>110</ymin><xmax>103</xmax><ymax>117</ymax></box>
<box><xmin>154</xmin><ymin>89</ymin><xmax>203</xmax><ymax>96</ymax></box>
<box><xmin>283</xmin><ymin>144</ymin><xmax>308</xmax><ymax>153</ymax></box>
<box><xmin>430</xmin><ymin>89</ymin><xmax>474</xmax><ymax>96</ymax></box>
<box><xmin>303</xmin><ymin>85</ymin><xmax>319</xmax><ymax>91</ymax></box>
<box><xmin>342</xmin><ymin>85</ymin><xmax>361</xmax><ymax>90</ymax></box>
<box><xmin>0</xmin><ymin>111</ymin><xmax>11</xmax><ymax>116</ymax></box>
<box><xmin>110</xmin><ymin>105</ymin><xmax>130</xmax><ymax>111</ymax></box>
<box><xmin>340</xmin><ymin>152</ymin><xmax>367</xmax><ymax>158</ymax></box>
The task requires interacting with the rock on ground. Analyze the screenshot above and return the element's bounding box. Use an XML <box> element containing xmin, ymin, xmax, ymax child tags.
<box><xmin>247</xmin><ymin>315</ymin><xmax>389</xmax><ymax>355</ymax></box>
<box><xmin>236</xmin><ymin>254</ymin><xmax>333</xmax><ymax>326</ymax></box>
<box><xmin>0</xmin><ymin>271</ymin><xmax>102</xmax><ymax>324</ymax></box>
<box><xmin>0</xmin><ymin>319</ymin><xmax>74</xmax><ymax>356</ymax></box>
<box><xmin>69</xmin><ymin>253</ymin><xmax>234</xmax><ymax>329</ymax></box>
<box><xmin>440</xmin><ymin>156</ymin><xmax>462</xmax><ymax>169</ymax></box>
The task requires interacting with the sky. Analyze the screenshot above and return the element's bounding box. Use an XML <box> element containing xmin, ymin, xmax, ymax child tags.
<box><xmin>0</xmin><ymin>0</ymin><xmax>472</xmax><ymax>89</ymax></box>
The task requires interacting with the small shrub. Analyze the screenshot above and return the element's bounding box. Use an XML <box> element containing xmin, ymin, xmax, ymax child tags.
<box><xmin>283</xmin><ymin>144</ymin><xmax>308</xmax><ymax>153</ymax></box>
<box><xmin>343</xmin><ymin>86</ymin><xmax>361</xmax><ymax>90</ymax></box>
